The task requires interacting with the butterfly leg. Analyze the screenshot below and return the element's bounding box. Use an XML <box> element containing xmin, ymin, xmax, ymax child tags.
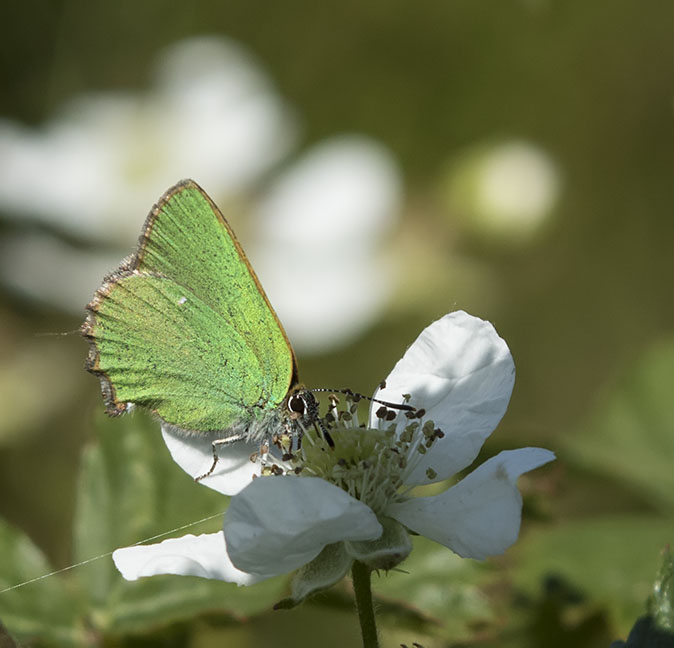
<box><xmin>195</xmin><ymin>435</ymin><xmax>244</xmax><ymax>482</ymax></box>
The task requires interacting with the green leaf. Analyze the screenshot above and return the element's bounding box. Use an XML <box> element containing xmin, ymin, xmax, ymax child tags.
<box><xmin>566</xmin><ymin>338</ymin><xmax>674</xmax><ymax>510</ymax></box>
<box><xmin>74</xmin><ymin>412</ymin><xmax>215</xmax><ymax>606</ymax></box>
<box><xmin>513</xmin><ymin>516</ymin><xmax>674</xmax><ymax>636</ymax></box>
<box><xmin>73</xmin><ymin>410</ymin><xmax>285</xmax><ymax>634</ymax></box>
<box><xmin>373</xmin><ymin>535</ymin><xmax>495</xmax><ymax>639</ymax></box>
<box><xmin>610</xmin><ymin>616</ymin><xmax>674</xmax><ymax>648</ymax></box>
<box><xmin>0</xmin><ymin>518</ymin><xmax>85</xmax><ymax>646</ymax></box>
<box><xmin>104</xmin><ymin>574</ymin><xmax>287</xmax><ymax>635</ymax></box>
<box><xmin>611</xmin><ymin>549</ymin><xmax>674</xmax><ymax>647</ymax></box>
<box><xmin>649</xmin><ymin>546</ymin><xmax>674</xmax><ymax>632</ymax></box>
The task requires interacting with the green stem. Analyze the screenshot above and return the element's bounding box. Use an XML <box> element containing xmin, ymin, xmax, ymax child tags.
<box><xmin>352</xmin><ymin>560</ymin><xmax>380</xmax><ymax>648</ymax></box>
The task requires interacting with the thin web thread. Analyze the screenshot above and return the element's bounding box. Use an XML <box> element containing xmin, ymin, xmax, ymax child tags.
<box><xmin>0</xmin><ymin>511</ymin><xmax>225</xmax><ymax>595</ymax></box>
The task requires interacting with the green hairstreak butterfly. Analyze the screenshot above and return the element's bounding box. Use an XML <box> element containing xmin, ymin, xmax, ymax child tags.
<box><xmin>82</xmin><ymin>179</ymin><xmax>319</xmax><ymax>478</ymax></box>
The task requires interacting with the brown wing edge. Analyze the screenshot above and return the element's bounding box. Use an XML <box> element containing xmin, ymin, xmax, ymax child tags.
<box><xmin>81</xmin><ymin>179</ymin><xmax>300</xmax><ymax>421</ymax></box>
<box><xmin>79</xmin><ymin>182</ymin><xmax>185</xmax><ymax>418</ymax></box>
<box><xmin>81</xmin><ymin>267</ymin><xmax>138</xmax><ymax>417</ymax></box>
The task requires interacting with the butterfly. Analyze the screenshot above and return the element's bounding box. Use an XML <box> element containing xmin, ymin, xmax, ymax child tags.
<box><xmin>82</xmin><ymin>180</ymin><xmax>318</xmax><ymax>478</ymax></box>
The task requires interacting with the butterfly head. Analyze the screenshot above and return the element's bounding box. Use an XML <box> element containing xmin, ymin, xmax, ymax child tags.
<box><xmin>286</xmin><ymin>388</ymin><xmax>319</xmax><ymax>428</ymax></box>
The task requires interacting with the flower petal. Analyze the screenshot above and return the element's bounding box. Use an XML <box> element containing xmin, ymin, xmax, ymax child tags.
<box><xmin>161</xmin><ymin>424</ymin><xmax>261</xmax><ymax>496</ymax></box>
<box><xmin>387</xmin><ymin>448</ymin><xmax>555</xmax><ymax>560</ymax></box>
<box><xmin>112</xmin><ymin>531</ymin><xmax>262</xmax><ymax>585</ymax></box>
<box><xmin>370</xmin><ymin>311</ymin><xmax>516</xmax><ymax>484</ymax></box>
<box><xmin>223</xmin><ymin>476</ymin><xmax>382</xmax><ymax>578</ymax></box>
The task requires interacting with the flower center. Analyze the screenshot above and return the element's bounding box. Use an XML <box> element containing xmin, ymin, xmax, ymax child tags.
<box><xmin>287</xmin><ymin>395</ymin><xmax>445</xmax><ymax>514</ymax></box>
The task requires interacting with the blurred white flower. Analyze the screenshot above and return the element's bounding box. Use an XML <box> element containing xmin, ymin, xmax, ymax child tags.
<box><xmin>0</xmin><ymin>37</ymin><xmax>401</xmax><ymax>352</ymax></box>
<box><xmin>252</xmin><ymin>136</ymin><xmax>401</xmax><ymax>351</ymax></box>
<box><xmin>441</xmin><ymin>140</ymin><xmax>561</xmax><ymax>243</ymax></box>
<box><xmin>0</xmin><ymin>37</ymin><xmax>296</xmax><ymax>244</ymax></box>
<box><xmin>114</xmin><ymin>312</ymin><xmax>554</xmax><ymax>599</ymax></box>
<box><xmin>0</xmin><ymin>231</ymin><xmax>122</xmax><ymax>313</ymax></box>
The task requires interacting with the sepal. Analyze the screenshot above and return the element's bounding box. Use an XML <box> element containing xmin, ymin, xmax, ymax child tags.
<box><xmin>345</xmin><ymin>517</ymin><xmax>412</xmax><ymax>571</ymax></box>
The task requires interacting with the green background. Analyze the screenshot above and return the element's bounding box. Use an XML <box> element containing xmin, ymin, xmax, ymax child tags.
<box><xmin>1</xmin><ymin>2</ymin><xmax>673</xmax><ymax>646</ymax></box>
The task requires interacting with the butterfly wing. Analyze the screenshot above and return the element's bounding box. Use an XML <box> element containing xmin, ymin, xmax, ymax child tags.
<box><xmin>83</xmin><ymin>180</ymin><xmax>297</xmax><ymax>432</ymax></box>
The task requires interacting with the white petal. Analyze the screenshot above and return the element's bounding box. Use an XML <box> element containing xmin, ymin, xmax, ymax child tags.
<box><xmin>161</xmin><ymin>424</ymin><xmax>260</xmax><ymax>496</ymax></box>
<box><xmin>112</xmin><ymin>531</ymin><xmax>262</xmax><ymax>585</ymax></box>
<box><xmin>370</xmin><ymin>311</ymin><xmax>516</xmax><ymax>484</ymax></box>
<box><xmin>223</xmin><ymin>476</ymin><xmax>382</xmax><ymax>578</ymax></box>
<box><xmin>387</xmin><ymin>448</ymin><xmax>555</xmax><ymax>560</ymax></box>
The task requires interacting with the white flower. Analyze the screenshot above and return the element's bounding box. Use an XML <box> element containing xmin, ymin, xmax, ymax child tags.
<box><xmin>441</xmin><ymin>140</ymin><xmax>561</xmax><ymax>243</ymax></box>
<box><xmin>113</xmin><ymin>311</ymin><xmax>554</xmax><ymax>598</ymax></box>
<box><xmin>0</xmin><ymin>37</ymin><xmax>295</xmax><ymax>244</ymax></box>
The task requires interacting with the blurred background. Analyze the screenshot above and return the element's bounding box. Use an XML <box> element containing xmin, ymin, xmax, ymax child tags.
<box><xmin>1</xmin><ymin>2</ymin><xmax>673</xmax><ymax>646</ymax></box>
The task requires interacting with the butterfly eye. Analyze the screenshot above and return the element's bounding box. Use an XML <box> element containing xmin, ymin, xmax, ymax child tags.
<box><xmin>288</xmin><ymin>394</ymin><xmax>306</xmax><ymax>415</ymax></box>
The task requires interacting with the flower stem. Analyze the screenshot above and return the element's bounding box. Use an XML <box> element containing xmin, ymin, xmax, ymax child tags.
<box><xmin>352</xmin><ymin>560</ymin><xmax>380</xmax><ymax>648</ymax></box>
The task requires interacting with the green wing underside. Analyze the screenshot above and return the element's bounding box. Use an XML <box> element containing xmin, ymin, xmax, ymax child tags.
<box><xmin>137</xmin><ymin>183</ymin><xmax>293</xmax><ymax>392</ymax></box>
<box><xmin>85</xmin><ymin>181</ymin><xmax>296</xmax><ymax>432</ymax></box>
